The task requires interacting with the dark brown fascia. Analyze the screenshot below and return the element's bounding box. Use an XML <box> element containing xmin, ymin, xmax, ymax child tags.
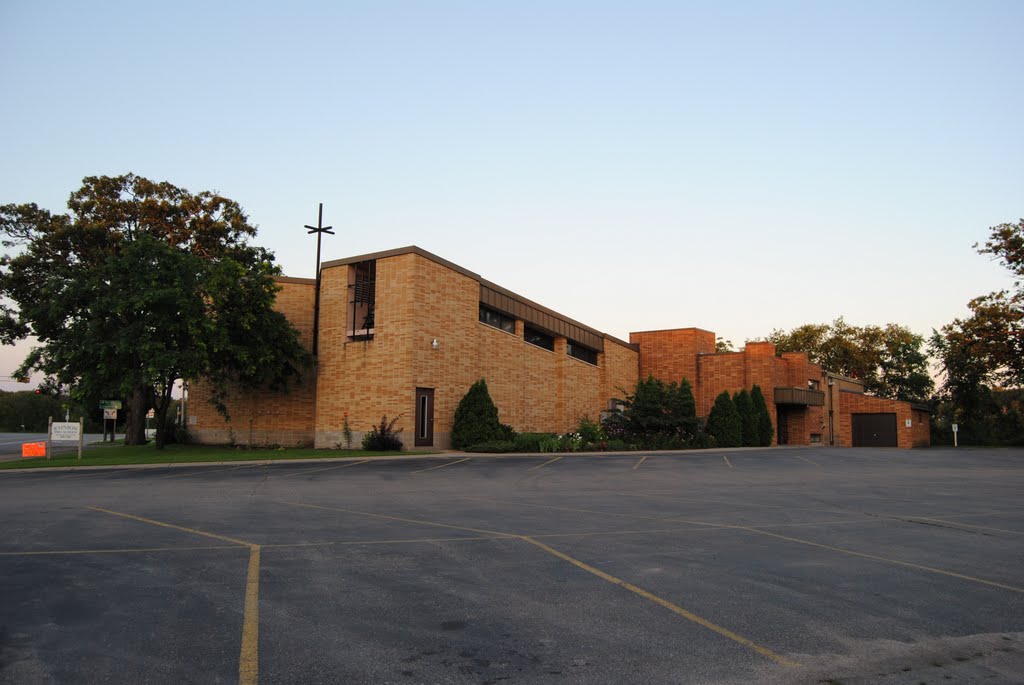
<box><xmin>273</xmin><ymin>276</ymin><xmax>318</xmax><ymax>285</ymax></box>
<box><xmin>318</xmin><ymin>245</ymin><xmax>637</xmax><ymax>351</ymax></box>
<box><xmin>629</xmin><ymin>326</ymin><xmax>717</xmax><ymax>336</ymax></box>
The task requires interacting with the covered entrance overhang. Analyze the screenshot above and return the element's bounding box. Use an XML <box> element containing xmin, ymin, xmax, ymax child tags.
<box><xmin>774</xmin><ymin>387</ymin><xmax>825</xmax><ymax>445</ymax></box>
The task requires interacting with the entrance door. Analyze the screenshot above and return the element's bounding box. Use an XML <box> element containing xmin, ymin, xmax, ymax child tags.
<box><xmin>852</xmin><ymin>413</ymin><xmax>897</xmax><ymax>447</ymax></box>
<box><xmin>776</xmin><ymin>408</ymin><xmax>790</xmax><ymax>445</ymax></box>
<box><xmin>415</xmin><ymin>388</ymin><xmax>434</xmax><ymax>447</ymax></box>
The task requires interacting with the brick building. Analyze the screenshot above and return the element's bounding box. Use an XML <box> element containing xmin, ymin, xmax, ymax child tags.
<box><xmin>631</xmin><ymin>328</ymin><xmax>930</xmax><ymax>448</ymax></box>
<box><xmin>189</xmin><ymin>246</ymin><xmax>929</xmax><ymax>449</ymax></box>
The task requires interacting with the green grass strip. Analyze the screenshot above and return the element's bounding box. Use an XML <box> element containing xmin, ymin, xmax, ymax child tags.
<box><xmin>0</xmin><ymin>441</ymin><xmax>429</xmax><ymax>470</ymax></box>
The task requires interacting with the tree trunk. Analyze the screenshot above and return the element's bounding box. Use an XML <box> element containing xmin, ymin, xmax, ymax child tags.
<box><xmin>153</xmin><ymin>379</ymin><xmax>174</xmax><ymax>450</ymax></box>
<box><xmin>124</xmin><ymin>384</ymin><xmax>148</xmax><ymax>445</ymax></box>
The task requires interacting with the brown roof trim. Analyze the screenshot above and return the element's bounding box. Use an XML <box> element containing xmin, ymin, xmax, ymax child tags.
<box><xmin>318</xmin><ymin>245</ymin><xmax>636</xmax><ymax>351</ymax></box>
<box><xmin>320</xmin><ymin>245</ymin><xmax>479</xmax><ymax>279</ymax></box>
<box><xmin>630</xmin><ymin>326</ymin><xmax>717</xmax><ymax>336</ymax></box>
<box><xmin>274</xmin><ymin>276</ymin><xmax>317</xmax><ymax>285</ymax></box>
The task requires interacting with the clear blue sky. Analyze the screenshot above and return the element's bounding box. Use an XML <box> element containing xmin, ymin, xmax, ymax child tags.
<box><xmin>1</xmin><ymin>1</ymin><xmax>1021</xmax><ymax>387</ymax></box>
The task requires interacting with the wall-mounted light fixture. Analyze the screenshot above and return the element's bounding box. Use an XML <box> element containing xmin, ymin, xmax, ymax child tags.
<box><xmin>431</xmin><ymin>338</ymin><xmax>439</xmax><ymax>350</ymax></box>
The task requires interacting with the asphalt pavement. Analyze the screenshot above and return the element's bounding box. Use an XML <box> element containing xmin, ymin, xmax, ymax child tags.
<box><xmin>1</xmin><ymin>447</ymin><xmax>1022</xmax><ymax>684</ymax></box>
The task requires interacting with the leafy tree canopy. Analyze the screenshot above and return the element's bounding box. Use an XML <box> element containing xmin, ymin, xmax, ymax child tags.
<box><xmin>931</xmin><ymin>219</ymin><xmax>1024</xmax><ymax>440</ymax></box>
<box><xmin>758</xmin><ymin>318</ymin><xmax>933</xmax><ymax>402</ymax></box>
<box><xmin>0</xmin><ymin>174</ymin><xmax>310</xmax><ymax>448</ymax></box>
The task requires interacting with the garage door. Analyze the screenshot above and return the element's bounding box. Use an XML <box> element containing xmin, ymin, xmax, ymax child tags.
<box><xmin>852</xmin><ymin>413</ymin><xmax>897</xmax><ymax>447</ymax></box>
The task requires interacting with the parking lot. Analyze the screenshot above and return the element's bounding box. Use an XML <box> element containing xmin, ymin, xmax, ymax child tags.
<box><xmin>1</xmin><ymin>447</ymin><xmax>1022</xmax><ymax>684</ymax></box>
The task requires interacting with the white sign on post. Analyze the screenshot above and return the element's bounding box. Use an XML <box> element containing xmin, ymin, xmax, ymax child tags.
<box><xmin>103</xmin><ymin>408</ymin><xmax>118</xmax><ymax>420</ymax></box>
<box><xmin>51</xmin><ymin>422</ymin><xmax>82</xmax><ymax>442</ymax></box>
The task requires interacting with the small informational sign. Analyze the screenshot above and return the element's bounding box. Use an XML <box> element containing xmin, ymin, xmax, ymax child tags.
<box><xmin>21</xmin><ymin>442</ymin><xmax>46</xmax><ymax>458</ymax></box>
<box><xmin>952</xmin><ymin>423</ymin><xmax>958</xmax><ymax>433</ymax></box>
<box><xmin>103</xmin><ymin>408</ymin><xmax>118</xmax><ymax>420</ymax></box>
<box><xmin>146</xmin><ymin>409</ymin><xmax>155</xmax><ymax>419</ymax></box>
<box><xmin>51</xmin><ymin>422</ymin><xmax>82</xmax><ymax>442</ymax></box>
<box><xmin>99</xmin><ymin>400</ymin><xmax>122</xmax><ymax>410</ymax></box>
<box><xmin>905</xmin><ymin>419</ymin><xmax>912</xmax><ymax>428</ymax></box>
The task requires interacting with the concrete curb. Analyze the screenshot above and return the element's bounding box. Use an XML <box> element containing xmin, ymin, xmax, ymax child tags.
<box><xmin>0</xmin><ymin>444</ymin><xmax>814</xmax><ymax>474</ymax></box>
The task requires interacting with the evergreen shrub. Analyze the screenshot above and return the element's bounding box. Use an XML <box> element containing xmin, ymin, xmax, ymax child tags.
<box><xmin>706</xmin><ymin>391</ymin><xmax>742</xmax><ymax>447</ymax></box>
<box><xmin>733</xmin><ymin>389</ymin><xmax>757</xmax><ymax>447</ymax></box>
<box><xmin>750</xmin><ymin>385</ymin><xmax>774</xmax><ymax>446</ymax></box>
<box><xmin>451</xmin><ymin>379</ymin><xmax>504</xmax><ymax>450</ymax></box>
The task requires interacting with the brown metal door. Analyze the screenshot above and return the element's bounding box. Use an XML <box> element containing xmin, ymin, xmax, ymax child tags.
<box><xmin>415</xmin><ymin>388</ymin><xmax>434</xmax><ymax>447</ymax></box>
<box><xmin>776</xmin><ymin>408</ymin><xmax>790</xmax><ymax>445</ymax></box>
<box><xmin>852</xmin><ymin>413</ymin><xmax>897</xmax><ymax>447</ymax></box>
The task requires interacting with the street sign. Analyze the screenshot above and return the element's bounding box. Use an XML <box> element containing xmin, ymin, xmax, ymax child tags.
<box><xmin>146</xmin><ymin>408</ymin><xmax>155</xmax><ymax>419</ymax></box>
<box><xmin>51</xmin><ymin>422</ymin><xmax>82</xmax><ymax>442</ymax></box>
<box><xmin>21</xmin><ymin>442</ymin><xmax>46</xmax><ymax>458</ymax></box>
<box><xmin>99</xmin><ymin>400</ymin><xmax>122</xmax><ymax>410</ymax></box>
<box><xmin>103</xmin><ymin>408</ymin><xmax>118</xmax><ymax>420</ymax></box>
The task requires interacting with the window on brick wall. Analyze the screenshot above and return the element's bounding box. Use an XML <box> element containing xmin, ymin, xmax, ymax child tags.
<box><xmin>808</xmin><ymin>379</ymin><xmax>820</xmax><ymax>391</ymax></box>
<box><xmin>524</xmin><ymin>325</ymin><xmax>555</xmax><ymax>351</ymax></box>
<box><xmin>567</xmin><ymin>340</ymin><xmax>598</xmax><ymax>365</ymax></box>
<box><xmin>479</xmin><ymin>304</ymin><xmax>515</xmax><ymax>334</ymax></box>
<box><xmin>348</xmin><ymin>260</ymin><xmax>376</xmax><ymax>340</ymax></box>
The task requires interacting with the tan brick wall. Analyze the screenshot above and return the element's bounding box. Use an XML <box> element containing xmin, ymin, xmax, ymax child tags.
<box><xmin>188</xmin><ymin>278</ymin><xmax>318</xmax><ymax>447</ymax></box>
<box><xmin>313</xmin><ymin>252</ymin><xmax>638</xmax><ymax>448</ymax></box>
<box><xmin>314</xmin><ymin>254</ymin><xmax>416</xmax><ymax>447</ymax></box>
<box><xmin>187</xmin><ymin>252</ymin><xmax>929</xmax><ymax>451</ymax></box>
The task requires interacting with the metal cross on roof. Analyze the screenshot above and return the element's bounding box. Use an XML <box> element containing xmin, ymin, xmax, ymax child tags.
<box><xmin>305</xmin><ymin>203</ymin><xmax>335</xmax><ymax>356</ymax></box>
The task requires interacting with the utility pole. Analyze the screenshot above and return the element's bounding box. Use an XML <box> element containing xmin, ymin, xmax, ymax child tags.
<box><xmin>304</xmin><ymin>203</ymin><xmax>334</xmax><ymax>356</ymax></box>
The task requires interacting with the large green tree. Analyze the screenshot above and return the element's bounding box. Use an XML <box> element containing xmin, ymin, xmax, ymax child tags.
<box><xmin>0</xmin><ymin>174</ymin><xmax>309</xmax><ymax>448</ymax></box>
<box><xmin>930</xmin><ymin>219</ymin><xmax>1024</xmax><ymax>443</ymax></box>
<box><xmin>760</xmin><ymin>318</ymin><xmax>933</xmax><ymax>402</ymax></box>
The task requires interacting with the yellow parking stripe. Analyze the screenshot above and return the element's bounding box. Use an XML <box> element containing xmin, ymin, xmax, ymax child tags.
<box><xmin>0</xmin><ymin>544</ymin><xmax>242</xmax><ymax>556</ymax></box>
<box><xmin>412</xmin><ymin>457</ymin><xmax>471</xmax><ymax>474</ymax></box>
<box><xmin>239</xmin><ymin>546</ymin><xmax>261</xmax><ymax>685</ymax></box>
<box><xmin>87</xmin><ymin>506</ymin><xmax>262</xmax><ymax>685</ymax></box>
<box><xmin>279</xmin><ymin>459</ymin><xmax>369</xmax><ymax>477</ymax></box>
<box><xmin>633</xmin><ymin>456</ymin><xmax>647</xmax><ymax>470</ymax></box>
<box><xmin>528</xmin><ymin>456</ymin><xmax>562</xmax><ymax>471</ymax></box>
<box><xmin>276</xmin><ymin>500</ymin><xmax>515</xmax><ymax>538</ymax></box>
<box><xmin>520</xmin><ymin>536</ymin><xmax>797</xmax><ymax>666</ymax></box>
<box><xmin>156</xmin><ymin>463</ymin><xmax>263</xmax><ymax>479</ymax></box>
<box><xmin>738</xmin><ymin>525</ymin><xmax>1024</xmax><ymax>593</ymax></box>
<box><xmin>88</xmin><ymin>506</ymin><xmax>255</xmax><ymax>547</ymax></box>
